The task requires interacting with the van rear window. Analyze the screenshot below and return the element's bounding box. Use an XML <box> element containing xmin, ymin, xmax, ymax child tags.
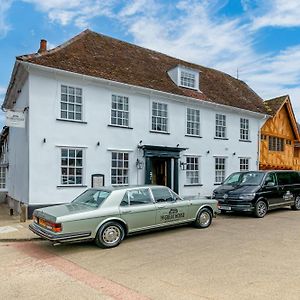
<box><xmin>276</xmin><ymin>172</ymin><xmax>300</xmax><ymax>185</ymax></box>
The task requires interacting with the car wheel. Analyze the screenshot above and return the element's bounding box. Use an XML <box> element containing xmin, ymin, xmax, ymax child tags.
<box><xmin>291</xmin><ymin>196</ymin><xmax>300</xmax><ymax>210</ymax></box>
<box><xmin>254</xmin><ymin>200</ymin><xmax>267</xmax><ymax>218</ymax></box>
<box><xmin>95</xmin><ymin>221</ymin><xmax>125</xmax><ymax>249</ymax></box>
<box><xmin>194</xmin><ymin>208</ymin><xmax>212</xmax><ymax>228</ymax></box>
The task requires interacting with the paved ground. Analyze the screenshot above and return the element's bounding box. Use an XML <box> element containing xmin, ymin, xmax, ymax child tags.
<box><xmin>0</xmin><ymin>203</ymin><xmax>38</xmax><ymax>241</ymax></box>
<box><xmin>1</xmin><ymin>208</ymin><xmax>300</xmax><ymax>299</ymax></box>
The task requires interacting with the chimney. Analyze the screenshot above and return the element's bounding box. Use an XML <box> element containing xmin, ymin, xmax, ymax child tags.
<box><xmin>38</xmin><ymin>39</ymin><xmax>47</xmax><ymax>53</ymax></box>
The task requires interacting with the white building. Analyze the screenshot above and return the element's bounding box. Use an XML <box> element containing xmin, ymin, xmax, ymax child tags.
<box><xmin>2</xmin><ymin>30</ymin><xmax>267</xmax><ymax>217</ymax></box>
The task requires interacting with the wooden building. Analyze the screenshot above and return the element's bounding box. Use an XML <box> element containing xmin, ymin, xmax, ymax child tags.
<box><xmin>260</xmin><ymin>95</ymin><xmax>300</xmax><ymax>170</ymax></box>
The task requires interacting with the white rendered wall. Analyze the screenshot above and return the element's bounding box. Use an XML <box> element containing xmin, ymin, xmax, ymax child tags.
<box><xmin>27</xmin><ymin>68</ymin><xmax>264</xmax><ymax>205</ymax></box>
<box><xmin>7</xmin><ymin>79</ymin><xmax>30</xmax><ymax>204</ymax></box>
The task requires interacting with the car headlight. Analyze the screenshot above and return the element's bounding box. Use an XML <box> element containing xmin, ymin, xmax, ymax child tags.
<box><xmin>239</xmin><ymin>193</ymin><xmax>256</xmax><ymax>200</ymax></box>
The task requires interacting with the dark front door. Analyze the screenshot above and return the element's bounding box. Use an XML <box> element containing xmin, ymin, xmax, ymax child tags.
<box><xmin>151</xmin><ymin>158</ymin><xmax>169</xmax><ymax>186</ymax></box>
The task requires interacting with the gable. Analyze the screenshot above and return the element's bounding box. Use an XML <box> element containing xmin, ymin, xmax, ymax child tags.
<box><xmin>261</xmin><ymin>103</ymin><xmax>298</xmax><ymax>139</ymax></box>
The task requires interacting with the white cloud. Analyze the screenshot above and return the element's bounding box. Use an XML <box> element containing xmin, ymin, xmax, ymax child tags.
<box><xmin>22</xmin><ymin>0</ymin><xmax>116</xmax><ymax>28</ymax></box>
<box><xmin>0</xmin><ymin>0</ymin><xmax>13</xmax><ymax>38</ymax></box>
<box><xmin>249</xmin><ymin>0</ymin><xmax>300</xmax><ymax>29</ymax></box>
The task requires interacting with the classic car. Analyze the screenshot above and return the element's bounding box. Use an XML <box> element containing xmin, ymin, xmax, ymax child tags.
<box><xmin>29</xmin><ymin>185</ymin><xmax>218</xmax><ymax>248</ymax></box>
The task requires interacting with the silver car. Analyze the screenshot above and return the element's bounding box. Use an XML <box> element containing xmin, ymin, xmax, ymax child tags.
<box><xmin>29</xmin><ymin>185</ymin><xmax>218</xmax><ymax>248</ymax></box>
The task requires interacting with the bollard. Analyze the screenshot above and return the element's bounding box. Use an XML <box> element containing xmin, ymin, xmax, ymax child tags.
<box><xmin>20</xmin><ymin>203</ymin><xmax>27</xmax><ymax>222</ymax></box>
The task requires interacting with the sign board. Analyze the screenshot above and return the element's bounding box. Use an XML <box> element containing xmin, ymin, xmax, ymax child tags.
<box><xmin>91</xmin><ymin>174</ymin><xmax>105</xmax><ymax>188</ymax></box>
<box><xmin>5</xmin><ymin>111</ymin><xmax>25</xmax><ymax>128</ymax></box>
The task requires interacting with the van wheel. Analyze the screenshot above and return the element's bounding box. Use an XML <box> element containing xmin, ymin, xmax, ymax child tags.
<box><xmin>194</xmin><ymin>208</ymin><xmax>212</xmax><ymax>228</ymax></box>
<box><xmin>254</xmin><ymin>200</ymin><xmax>267</xmax><ymax>218</ymax></box>
<box><xmin>291</xmin><ymin>196</ymin><xmax>300</xmax><ymax>210</ymax></box>
<box><xmin>95</xmin><ymin>221</ymin><xmax>125</xmax><ymax>249</ymax></box>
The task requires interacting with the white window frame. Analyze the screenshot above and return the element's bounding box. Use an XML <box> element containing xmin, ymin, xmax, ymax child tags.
<box><xmin>60</xmin><ymin>84</ymin><xmax>83</xmax><ymax>122</ymax></box>
<box><xmin>186</xmin><ymin>108</ymin><xmax>201</xmax><ymax>136</ymax></box>
<box><xmin>111</xmin><ymin>94</ymin><xmax>130</xmax><ymax>127</ymax></box>
<box><xmin>111</xmin><ymin>151</ymin><xmax>129</xmax><ymax>186</ymax></box>
<box><xmin>60</xmin><ymin>148</ymin><xmax>85</xmax><ymax>186</ymax></box>
<box><xmin>180</xmin><ymin>70</ymin><xmax>196</xmax><ymax>89</ymax></box>
<box><xmin>215</xmin><ymin>114</ymin><xmax>227</xmax><ymax>138</ymax></box>
<box><xmin>240</xmin><ymin>118</ymin><xmax>250</xmax><ymax>141</ymax></box>
<box><xmin>151</xmin><ymin>101</ymin><xmax>168</xmax><ymax>133</ymax></box>
<box><xmin>269</xmin><ymin>136</ymin><xmax>284</xmax><ymax>152</ymax></box>
<box><xmin>240</xmin><ymin>158</ymin><xmax>250</xmax><ymax>171</ymax></box>
<box><xmin>0</xmin><ymin>166</ymin><xmax>6</xmax><ymax>190</ymax></box>
<box><xmin>215</xmin><ymin>157</ymin><xmax>227</xmax><ymax>184</ymax></box>
<box><xmin>186</xmin><ymin>156</ymin><xmax>201</xmax><ymax>185</ymax></box>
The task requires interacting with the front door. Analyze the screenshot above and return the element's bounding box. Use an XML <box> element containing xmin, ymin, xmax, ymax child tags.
<box><xmin>151</xmin><ymin>158</ymin><xmax>169</xmax><ymax>186</ymax></box>
<box><xmin>151</xmin><ymin>187</ymin><xmax>190</xmax><ymax>226</ymax></box>
<box><xmin>261</xmin><ymin>172</ymin><xmax>281</xmax><ymax>208</ymax></box>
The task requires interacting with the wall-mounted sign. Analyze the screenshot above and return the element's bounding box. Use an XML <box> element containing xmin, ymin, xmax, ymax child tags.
<box><xmin>5</xmin><ymin>110</ymin><xmax>25</xmax><ymax>128</ymax></box>
<box><xmin>91</xmin><ymin>174</ymin><xmax>105</xmax><ymax>188</ymax></box>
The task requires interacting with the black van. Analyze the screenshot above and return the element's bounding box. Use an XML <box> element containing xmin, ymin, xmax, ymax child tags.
<box><xmin>213</xmin><ymin>170</ymin><xmax>300</xmax><ymax>217</ymax></box>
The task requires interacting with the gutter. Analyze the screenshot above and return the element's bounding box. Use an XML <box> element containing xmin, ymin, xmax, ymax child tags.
<box><xmin>20</xmin><ymin>61</ymin><xmax>270</xmax><ymax>119</ymax></box>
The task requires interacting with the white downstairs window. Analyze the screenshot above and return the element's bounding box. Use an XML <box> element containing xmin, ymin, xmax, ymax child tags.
<box><xmin>61</xmin><ymin>148</ymin><xmax>84</xmax><ymax>185</ymax></box>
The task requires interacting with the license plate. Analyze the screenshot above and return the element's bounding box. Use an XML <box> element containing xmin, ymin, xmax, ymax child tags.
<box><xmin>220</xmin><ymin>206</ymin><xmax>231</xmax><ymax>211</ymax></box>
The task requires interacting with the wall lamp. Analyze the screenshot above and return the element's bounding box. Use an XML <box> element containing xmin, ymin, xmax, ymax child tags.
<box><xmin>136</xmin><ymin>158</ymin><xmax>144</xmax><ymax>169</ymax></box>
<box><xmin>180</xmin><ymin>161</ymin><xmax>187</xmax><ymax>170</ymax></box>
<box><xmin>43</xmin><ymin>138</ymin><xmax>46</xmax><ymax>143</ymax></box>
<box><xmin>206</xmin><ymin>150</ymin><xmax>210</xmax><ymax>154</ymax></box>
<box><xmin>233</xmin><ymin>152</ymin><xmax>236</xmax><ymax>156</ymax></box>
<box><xmin>96</xmin><ymin>141</ymin><xmax>100</xmax><ymax>146</ymax></box>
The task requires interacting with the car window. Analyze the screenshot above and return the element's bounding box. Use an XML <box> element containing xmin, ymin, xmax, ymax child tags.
<box><xmin>264</xmin><ymin>173</ymin><xmax>276</xmax><ymax>186</ymax></box>
<box><xmin>152</xmin><ymin>187</ymin><xmax>173</xmax><ymax>203</ymax></box>
<box><xmin>276</xmin><ymin>172</ymin><xmax>292</xmax><ymax>185</ymax></box>
<box><xmin>290</xmin><ymin>172</ymin><xmax>300</xmax><ymax>184</ymax></box>
<box><xmin>72</xmin><ymin>189</ymin><xmax>111</xmax><ymax>207</ymax></box>
<box><xmin>124</xmin><ymin>188</ymin><xmax>152</xmax><ymax>206</ymax></box>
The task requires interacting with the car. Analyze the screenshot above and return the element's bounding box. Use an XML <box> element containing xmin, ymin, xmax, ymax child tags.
<box><xmin>213</xmin><ymin>170</ymin><xmax>300</xmax><ymax>217</ymax></box>
<box><xmin>29</xmin><ymin>185</ymin><xmax>218</xmax><ymax>248</ymax></box>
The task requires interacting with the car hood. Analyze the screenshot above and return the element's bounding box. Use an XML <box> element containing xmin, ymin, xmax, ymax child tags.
<box><xmin>34</xmin><ymin>203</ymin><xmax>96</xmax><ymax>222</ymax></box>
<box><xmin>214</xmin><ymin>185</ymin><xmax>259</xmax><ymax>197</ymax></box>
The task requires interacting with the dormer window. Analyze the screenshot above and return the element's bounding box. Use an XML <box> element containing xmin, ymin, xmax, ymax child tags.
<box><xmin>167</xmin><ymin>65</ymin><xmax>199</xmax><ymax>91</ymax></box>
<box><xmin>180</xmin><ymin>71</ymin><xmax>196</xmax><ymax>89</ymax></box>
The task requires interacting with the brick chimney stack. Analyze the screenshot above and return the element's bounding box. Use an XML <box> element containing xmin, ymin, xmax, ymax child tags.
<box><xmin>38</xmin><ymin>39</ymin><xmax>47</xmax><ymax>53</ymax></box>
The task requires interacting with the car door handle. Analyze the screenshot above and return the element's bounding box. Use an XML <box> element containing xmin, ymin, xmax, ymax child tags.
<box><xmin>157</xmin><ymin>205</ymin><xmax>166</xmax><ymax>209</ymax></box>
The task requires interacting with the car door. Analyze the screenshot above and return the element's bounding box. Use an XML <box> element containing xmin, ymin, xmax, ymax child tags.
<box><xmin>260</xmin><ymin>172</ymin><xmax>281</xmax><ymax>208</ymax></box>
<box><xmin>119</xmin><ymin>188</ymin><xmax>157</xmax><ymax>233</ymax></box>
<box><xmin>151</xmin><ymin>187</ymin><xmax>190</xmax><ymax>226</ymax></box>
<box><xmin>276</xmin><ymin>172</ymin><xmax>296</xmax><ymax>207</ymax></box>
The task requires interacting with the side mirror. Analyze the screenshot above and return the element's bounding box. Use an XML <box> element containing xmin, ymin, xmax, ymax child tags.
<box><xmin>265</xmin><ymin>181</ymin><xmax>275</xmax><ymax>187</ymax></box>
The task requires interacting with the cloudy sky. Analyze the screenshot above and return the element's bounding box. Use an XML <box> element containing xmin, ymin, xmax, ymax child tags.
<box><xmin>0</xmin><ymin>0</ymin><xmax>300</xmax><ymax>126</ymax></box>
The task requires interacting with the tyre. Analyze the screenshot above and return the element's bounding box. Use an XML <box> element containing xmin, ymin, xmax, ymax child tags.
<box><xmin>254</xmin><ymin>200</ymin><xmax>267</xmax><ymax>218</ymax></box>
<box><xmin>291</xmin><ymin>196</ymin><xmax>300</xmax><ymax>210</ymax></box>
<box><xmin>194</xmin><ymin>208</ymin><xmax>212</xmax><ymax>228</ymax></box>
<box><xmin>95</xmin><ymin>221</ymin><xmax>125</xmax><ymax>249</ymax></box>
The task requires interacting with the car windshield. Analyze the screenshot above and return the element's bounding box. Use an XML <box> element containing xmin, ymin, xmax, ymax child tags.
<box><xmin>223</xmin><ymin>172</ymin><xmax>264</xmax><ymax>186</ymax></box>
<box><xmin>72</xmin><ymin>189</ymin><xmax>111</xmax><ymax>208</ymax></box>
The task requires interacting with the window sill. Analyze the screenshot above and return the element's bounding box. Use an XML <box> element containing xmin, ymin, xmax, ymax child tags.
<box><xmin>56</xmin><ymin>118</ymin><xmax>87</xmax><ymax>124</ymax></box>
<box><xmin>108</xmin><ymin>124</ymin><xmax>133</xmax><ymax>129</ymax></box>
<box><xmin>185</xmin><ymin>134</ymin><xmax>202</xmax><ymax>139</ymax></box>
<box><xmin>239</xmin><ymin>139</ymin><xmax>252</xmax><ymax>143</ymax></box>
<box><xmin>57</xmin><ymin>185</ymin><xmax>88</xmax><ymax>188</ymax></box>
<box><xmin>214</xmin><ymin>137</ymin><xmax>228</xmax><ymax>140</ymax></box>
<box><xmin>149</xmin><ymin>130</ymin><xmax>170</xmax><ymax>135</ymax></box>
<box><xmin>184</xmin><ymin>184</ymin><xmax>203</xmax><ymax>187</ymax></box>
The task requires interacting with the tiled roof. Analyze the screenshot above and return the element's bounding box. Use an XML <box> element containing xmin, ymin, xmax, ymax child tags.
<box><xmin>264</xmin><ymin>95</ymin><xmax>288</xmax><ymax>116</ymax></box>
<box><xmin>17</xmin><ymin>29</ymin><xmax>267</xmax><ymax>114</ymax></box>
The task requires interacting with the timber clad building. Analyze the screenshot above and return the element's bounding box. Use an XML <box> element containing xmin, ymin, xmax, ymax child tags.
<box><xmin>260</xmin><ymin>95</ymin><xmax>300</xmax><ymax>171</ymax></box>
<box><xmin>2</xmin><ymin>29</ymin><xmax>269</xmax><ymax>215</ymax></box>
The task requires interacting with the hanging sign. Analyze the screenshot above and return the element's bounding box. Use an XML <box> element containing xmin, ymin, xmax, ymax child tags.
<box><xmin>91</xmin><ymin>174</ymin><xmax>105</xmax><ymax>188</ymax></box>
<box><xmin>5</xmin><ymin>110</ymin><xmax>25</xmax><ymax>128</ymax></box>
